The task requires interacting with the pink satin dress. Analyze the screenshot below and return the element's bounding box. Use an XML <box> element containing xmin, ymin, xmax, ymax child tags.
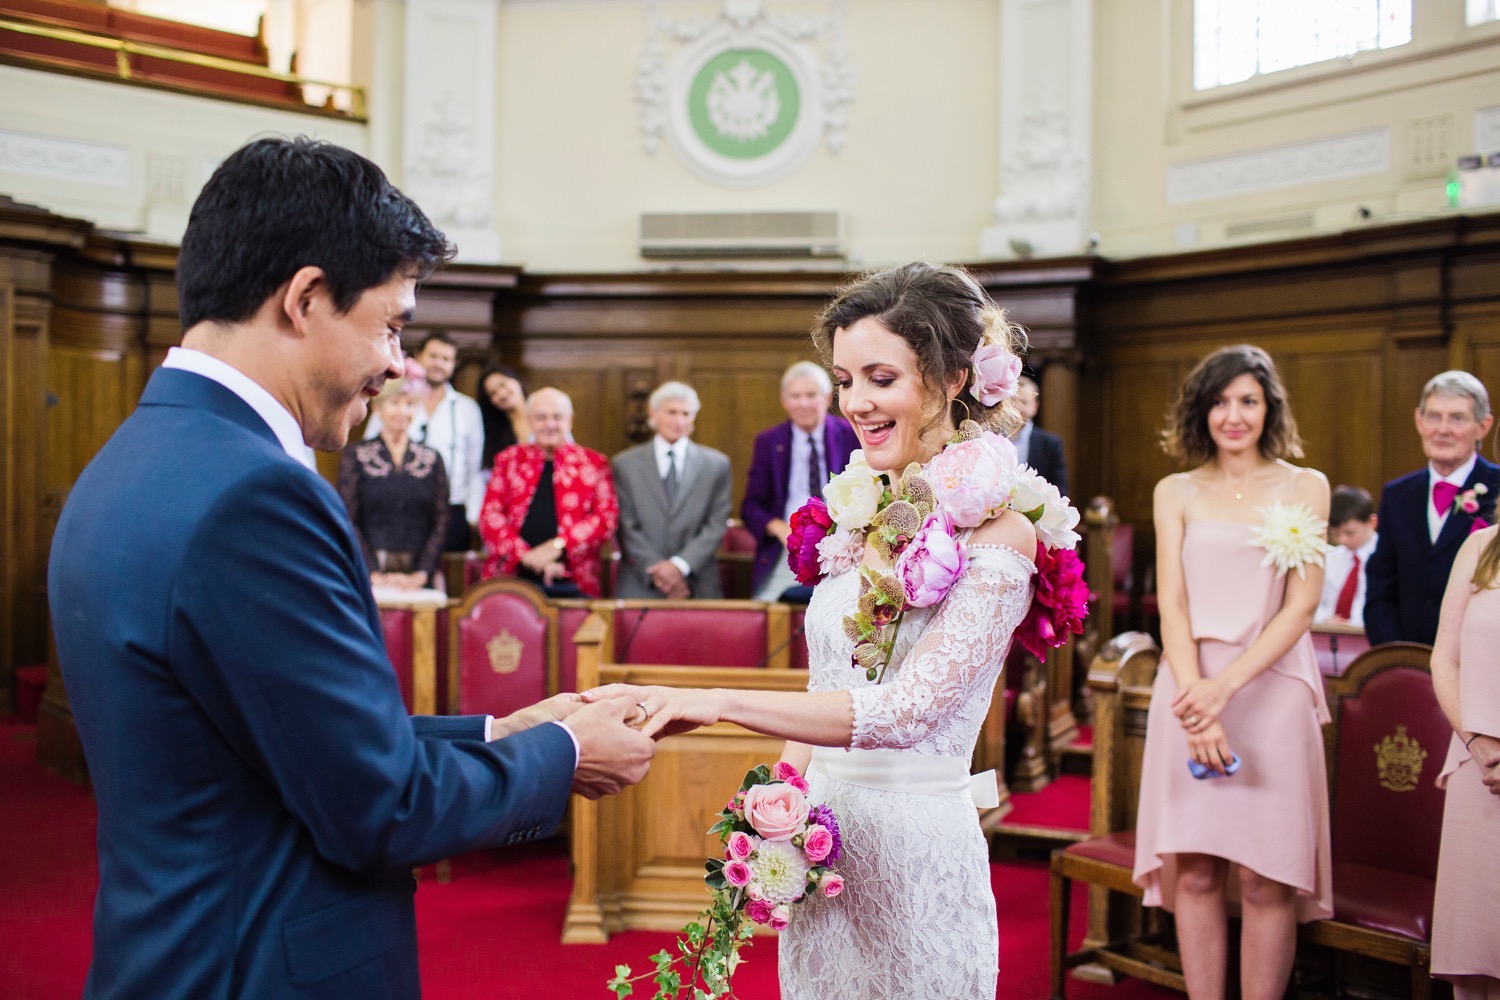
<box><xmin>1432</xmin><ymin>571</ymin><xmax>1500</xmax><ymax>979</ymax></box>
<box><xmin>1133</xmin><ymin>520</ymin><xmax>1334</xmax><ymax>921</ymax></box>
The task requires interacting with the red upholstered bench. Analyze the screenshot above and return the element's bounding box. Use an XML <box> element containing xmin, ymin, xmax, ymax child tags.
<box><xmin>554</xmin><ymin>601</ymin><xmax>594</xmax><ymax>693</ymax></box>
<box><xmin>380</xmin><ymin>605</ymin><xmax>450</xmax><ymax>715</ymax></box>
<box><xmin>1300</xmin><ymin>643</ymin><xmax>1447</xmax><ymax>1000</ymax></box>
<box><xmin>447</xmin><ymin>579</ymin><xmax>554</xmax><ymax>719</ymax></box>
<box><xmin>612</xmin><ymin>602</ymin><xmax>768</xmax><ymax>667</ymax></box>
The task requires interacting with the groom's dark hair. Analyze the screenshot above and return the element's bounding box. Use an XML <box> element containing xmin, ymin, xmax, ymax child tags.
<box><xmin>177</xmin><ymin>136</ymin><xmax>455</xmax><ymax>330</ymax></box>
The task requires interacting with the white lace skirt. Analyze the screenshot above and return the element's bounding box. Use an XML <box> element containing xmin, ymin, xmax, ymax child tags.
<box><xmin>778</xmin><ymin>751</ymin><xmax>998</xmax><ymax>999</ymax></box>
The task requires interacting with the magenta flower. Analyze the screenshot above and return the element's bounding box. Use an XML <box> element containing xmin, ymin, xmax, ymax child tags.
<box><xmin>1016</xmin><ymin>545</ymin><xmax>1090</xmax><ymax>659</ymax></box>
<box><xmin>726</xmin><ymin>830</ymin><xmax>753</xmax><ymax>861</ymax></box>
<box><xmin>807</xmin><ymin>804</ymin><xmax>842</xmax><ymax>863</ymax></box>
<box><xmin>970</xmin><ymin>342</ymin><xmax>1022</xmax><ymax>407</ymax></box>
<box><xmin>772</xmin><ymin>761</ymin><xmax>810</xmax><ymax>794</ymax></box>
<box><xmin>786</xmin><ymin>498</ymin><xmax>835</xmax><ymax>586</ymax></box>
<box><xmin>723</xmin><ymin>860</ymin><xmax>752</xmax><ymax>887</ymax></box>
<box><xmin>802</xmin><ymin>824</ymin><xmax>834</xmax><ymax>863</ymax></box>
<box><xmin>769</xmin><ymin>906</ymin><xmax>791</xmax><ymax>931</ymax></box>
<box><xmin>744</xmin><ymin>898</ymin><xmax>774</xmax><ymax>925</ymax></box>
<box><xmin>820</xmin><ymin>872</ymin><xmax>845</xmax><ymax>898</ymax></box>
<box><xmin>895</xmin><ymin>510</ymin><xmax>968</xmax><ymax>608</ymax></box>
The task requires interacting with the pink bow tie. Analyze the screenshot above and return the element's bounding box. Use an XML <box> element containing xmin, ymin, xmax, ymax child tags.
<box><xmin>1432</xmin><ymin>480</ymin><xmax>1461</xmax><ymax>515</ymax></box>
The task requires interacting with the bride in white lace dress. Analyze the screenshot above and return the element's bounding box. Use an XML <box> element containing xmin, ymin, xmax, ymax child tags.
<box><xmin>591</xmin><ymin>262</ymin><xmax>1081</xmax><ymax>998</ymax></box>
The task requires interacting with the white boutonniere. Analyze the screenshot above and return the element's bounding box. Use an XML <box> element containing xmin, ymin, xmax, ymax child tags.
<box><xmin>1250</xmin><ymin>502</ymin><xmax>1333</xmax><ymax>578</ymax></box>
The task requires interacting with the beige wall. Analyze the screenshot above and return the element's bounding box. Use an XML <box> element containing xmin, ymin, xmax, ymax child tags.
<box><xmin>1093</xmin><ymin>0</ymin><xmax>1500</xmax><ymax>257</ymax></box>
<box><xmin>0</xmin><ymin>65</ymin><xmax>367</xmax><ymax>242</ymax></box>
<box><xmin>492</xmin><ymin>0</ymin><xmax>1002</xmax><ymax>271</ymax></box>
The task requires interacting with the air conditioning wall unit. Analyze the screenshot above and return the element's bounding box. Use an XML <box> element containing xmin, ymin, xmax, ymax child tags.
<box><xmin>639</xmin><ymin>210</ymin><xmax>845</xmax><ymax>259</ymax></box>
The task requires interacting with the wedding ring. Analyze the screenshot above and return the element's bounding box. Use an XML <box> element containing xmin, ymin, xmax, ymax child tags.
<box><xmin>1186</xmin><ymin>715</ymin><xmax>1199</xmax><ymax>726</ymax></box>
<box><xmin>634</xmin><ymin>701</ymin><xmax>650</xmax><ymax>724</ymax></box>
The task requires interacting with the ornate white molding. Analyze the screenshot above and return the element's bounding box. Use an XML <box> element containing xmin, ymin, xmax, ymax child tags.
<box><xmin>1477</xmin><ymin>106</ymin><xmax>1500</xmax><ymax>156</ymax></box>
<box><xmin>981</xmin><ymin>0</ymin><xmax>1092</xmax><ymax>259</ymax></box>
<box><xmin>1167</xmin><ymin>128</ymin><xmax>1391</xmax><ymax>205</ymax></box>
<box><xmin>636</xmin><ymin>0</ymin><xmax>854</xmax><ymax>188</ymax></box>
<box><xmin>401</xmin><ymin>0</ymin><xmax>500</xmax><ymax>262</ymax></box>
<box><xmin>0</xmin><ymin>129</ymin><xmax>128</xmax><ymax>189</ymax></box>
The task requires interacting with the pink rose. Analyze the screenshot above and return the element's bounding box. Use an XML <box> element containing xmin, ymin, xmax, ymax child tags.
<box><xmin>820</xmin><ymin>873</ymin><xmax>845</xmax><ymax>898</ymax></box>
<box><xmin>725</xmin><ymin>791</ymin><xmax>745</xmax><ymax>815</ymax></box>
<box><xmin>723</xmin><ymin>860</ymin><xmax>752</xmax><ymax>887</ymax></box>
<box><xmin>787</xmin><ymin>498</ymin><xmax>834</xmax><ymax>586</ymax></box>
<box><xmin>1462</xmin><ymin>496</ymin><xmax>1480</xmax><ymax>514</ymax></box>
<box><xmin>801</xmin><ymin>824</ymin><xmax>834</xmax><ymax>863</ymax></box>
<box><xmin>772</xmin><ymin>761</ymin><xmax>810</xmax><ymax>794</ymax></box>
<box><xmin>769</xmin><ymin>906</ymin><xmax>791</xmax><ymax>931</ymax></box>
<box><xmin>1016</xmin><ymin>545</ymin><xmax>1090</xmax><ymax>659</ymax></box>
<box><xmin>741</xmin><ymin>782</ymin><xmax>810</xmax><ymax>841</ymax></box>
<box><xmin>924</xmin><ymin>434</ymin><xmax>1018</xmax><ymax>528</ymax></box>
<box><xmin>895</xmin><ymin>510</ymin><xmax>968</xmax><ymax>608</ymax></box>
<box><xmin>744</xmin><ymin>898</ymin><xmax>775</xmax><ymax>925</ymax></box>
<box><xmin>726</xmin><ymin>831</ymin><xmax>754</xmax><ymax>861</ymax></box>
<box><xmin>970</xmin><ymin>342</ymin><xmax>1022</xmax><ymax>407</ymax></box>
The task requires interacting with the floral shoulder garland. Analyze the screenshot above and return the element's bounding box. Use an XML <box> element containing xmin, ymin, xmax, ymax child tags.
<box><xmin>787</xmin><ymin>420</ymin><xmax>1089</xmax><ymax>679</ymax></box>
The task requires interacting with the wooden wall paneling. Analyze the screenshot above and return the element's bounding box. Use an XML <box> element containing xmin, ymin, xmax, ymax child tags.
<box><xmin>1280</xmin><ymin>349</ymin><xmax>1385</xmax><ymax>498</ymax></box>
<box><xmin>1</xmin><ymin>274</ymin><xmax>15</xmax><ymax>713</ymax></box>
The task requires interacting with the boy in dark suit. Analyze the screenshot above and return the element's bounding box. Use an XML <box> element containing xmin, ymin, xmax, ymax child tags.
<box><xmin>47</xmin><ymin>137</ymin><xmax>653</xmax><ymax>1000</ymax></box>
<box><xmin>1365</xmin><ymin>371</ymin><xmax>1497</xmax><ymax>645</ymax></box>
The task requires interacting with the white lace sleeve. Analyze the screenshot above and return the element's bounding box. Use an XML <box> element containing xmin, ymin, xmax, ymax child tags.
<box><xmin>848</xmin><ymin>545</ymin><xmax>1035</xmax><ymax>755</ymax></box>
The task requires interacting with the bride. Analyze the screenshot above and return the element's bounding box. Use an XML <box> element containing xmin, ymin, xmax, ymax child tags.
<box><xmin>588</xmin><ymin>261</ymin><xmax>1082</xmax><ymax>998</ymax></box>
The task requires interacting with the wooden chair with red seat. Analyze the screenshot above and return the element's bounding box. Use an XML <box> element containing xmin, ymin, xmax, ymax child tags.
<box><xmin>1299</xmin><ymin>642</ymin><xmax>1448</xmax><ymax>1000</ymax></box>
<box><xmin>718</xmin><ymin>519</ymin><xmax>759</xmax><ymax>600</ymax></box>
<box><xmin>447</xmin><ymin>577</ymin><xmax>558</xmax><ymax>720</ymax></box>
<box><xmin>1049</xmin><ymin>631</ymin><xmax>1186</xmax><ymax>998</ymax></box>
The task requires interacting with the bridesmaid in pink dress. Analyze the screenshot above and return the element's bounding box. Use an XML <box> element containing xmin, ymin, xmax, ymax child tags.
<box><xmin>1133</xmin><ymin>345</ymin><xmax>1333</xmax><ymax>1000</ymax></box>
<box><xmin>1431</xmin><ymin>523</ymin><xmax>1500</xmax><ymax>999</ymax></box>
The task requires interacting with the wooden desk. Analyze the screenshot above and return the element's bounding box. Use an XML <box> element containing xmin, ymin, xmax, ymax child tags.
<box><xmin>374</xmin><ymin>587</ymin><xmax>452</xmax><ymax>715</ymax></box>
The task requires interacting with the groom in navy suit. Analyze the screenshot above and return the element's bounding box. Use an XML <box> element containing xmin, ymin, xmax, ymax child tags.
<box><xmin>1364</xmin><ymin>371</ymin><xmax>1497</xmax><ymax>646</ymax></box>
<box><xmin>741</xmin><ymin>361</ymin><xmax>859</xmax><ymax>600</ymax></box>
<box><xmin>47</xmin><ymin>138</ymin><xmax>654</xmax><ymax>1000</ymax></box>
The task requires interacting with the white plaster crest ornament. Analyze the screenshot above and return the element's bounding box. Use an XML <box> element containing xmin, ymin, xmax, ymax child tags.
<box><xmin>404</xmin><ymin>91</ymin><xmax>492</xmax><ymax>231</ymax></box>
<box><xmin>991</xmin><ymin>84</ymin><xmax>1087</xmax><ymax>226</ymax></box>
<box><xmin>636</xmin><ymin>0</ymin><xmax>855</xmax><ymax>188</ymax></box>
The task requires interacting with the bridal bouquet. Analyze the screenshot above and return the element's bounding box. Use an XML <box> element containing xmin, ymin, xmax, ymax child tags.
<box><xmin>786</xmin><ymin>421</ymin><xmax>1088</xmax><ymax>681</ymax></box>
<box><xmin>607</xmin><ymin>762</ymin><xmax>842</xmax><ymax>999</ymax></box>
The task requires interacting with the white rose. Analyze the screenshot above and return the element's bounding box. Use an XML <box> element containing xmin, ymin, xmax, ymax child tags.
<box><xmin>1009</xmin><ymin>468</ymin><xmax>1050</xmax><ymax>516</ymax></box>
<box><xmin>1035</xmin><ymin>487</ymin><xmax>1082</xmax><ymax>550</ymax></box>
<box><xmin>823</xmin><ymin>466</ymin><xmax>884</xmax><ymax>531</ymax></box>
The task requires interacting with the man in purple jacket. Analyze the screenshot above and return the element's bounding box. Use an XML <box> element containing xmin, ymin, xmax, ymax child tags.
<box><xmin>742</xmin><ymin>361</ymin><xmax>860</xmax><ymax>601</ymax></box>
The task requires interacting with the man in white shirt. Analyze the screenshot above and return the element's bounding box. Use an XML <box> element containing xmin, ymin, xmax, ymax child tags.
<box><xmin>1315</xmin><ymin>485</ymin><xmax>1379</xmax><ymax>628</ymax></box>
<box><xmin>366</xmin><ymin>331</ymin><xmax>485</xmax><ymax>551</ymax></box>
<box><xmin>612</xmin><ymin>381</ymin><xmax>733</xmax><ymax>599</ymax></box>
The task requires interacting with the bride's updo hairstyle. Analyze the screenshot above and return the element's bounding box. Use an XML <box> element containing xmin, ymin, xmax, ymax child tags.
<box><xmin>1162</xmin><ymin>344</ymin><xmax>1303</xmax><ymax>466</ymax></box>
<box><xmin>811</xmin><ymin>261</ymin><xmax>1028</xmax><ymax>437</ymax></box>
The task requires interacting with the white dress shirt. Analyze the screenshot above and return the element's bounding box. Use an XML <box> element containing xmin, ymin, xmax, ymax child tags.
<box><xmin>1315</xmin><ymin>532</ymin><xmax>1379</xmax><ymax>627</ymax></box>
<box><xmin>782</xmin><ymin>426</ymin><xmax>824</xmax><ymax>521</ymax></box>
<box><xmin>1011</xmin><ymin>420</ymin><xmax>1034</xmax><ymax>467</ymax></box>
<box><xmin>1428</xmin><ymin>454</ymin><xmax>1478</xmax><ymax>543</ymax></box>
<box><xmin>161</xmin><ymin>349</ymin><xmax>574</xmax><ymax>759</ymax></box>
<box><xmin>653</xmin><ymin>435</ymin><xmax>694</xmax><ymax>578</ymax></box>
<box><xmin>368</xmin><ymin>385</ymin><xmax>486</xmax><ymax>524</ymax></box>
<box><xmin>162</xmin><ymin>347</ymin><xmax>317</xmax><ymax>470</ymax></box>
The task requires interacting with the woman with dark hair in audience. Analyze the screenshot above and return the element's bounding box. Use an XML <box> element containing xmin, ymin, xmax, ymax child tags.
<box><xmin>337</xmin><ymin>359</ymin><xmax>449</xmax><ymax>591</ymax></box>
<box><xmin>1431</xmin><ymin>474</ymin><xmax>1500</xmax><ymax>999</ymax></box>
<box><xmin>477</xmin><ymin>365</ymin><xmax>529</xmax><ymax>476</ymax></box>
<box><xmin>1133</xmin><ymin>344</ymin><xmax>1333</xmax><ymax>1000</ymax></box>
<box><xmin>479</xmin><ymin>387</ymin><xmax>616</xmax><ymax>598</ymax></box>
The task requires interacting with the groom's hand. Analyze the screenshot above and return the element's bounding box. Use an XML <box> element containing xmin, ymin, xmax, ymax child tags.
<box><xmin>566</xmin><ymin>696</ymin><xmax>655</xmax><ymax>799</ymax></box>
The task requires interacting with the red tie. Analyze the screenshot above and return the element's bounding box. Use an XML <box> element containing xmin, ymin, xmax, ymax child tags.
<box><xmin>1433</xmin><ymin>480</ymin><xmax>1461</xmax><ymax>515</ymax></box>
<box><xmin>1334</xmin><ymin>554</ymin><xmax>1361</xmax><ymax>620</ymax></box>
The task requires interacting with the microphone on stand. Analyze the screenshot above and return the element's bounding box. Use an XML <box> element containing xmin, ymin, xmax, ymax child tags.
<box><xmin>756</xmin><ymin>617</ymin><xmax>809</xmax><ymax>669</ymax></box>
<box><xmin>616</xmin><ymin>602</ymin><xmax>651</xmax><ymax>663</ymax></box>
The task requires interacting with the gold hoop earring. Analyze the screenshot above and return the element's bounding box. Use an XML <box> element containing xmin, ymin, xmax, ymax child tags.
<box><xmin>951</xmin><ymin>395</ymin><xmax>972</xmax><ymax>427</ymax></box>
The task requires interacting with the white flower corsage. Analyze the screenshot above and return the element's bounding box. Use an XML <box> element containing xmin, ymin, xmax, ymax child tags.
<box><xmin>1250</xmin><ymin>502</ymin><xmax>1333</xmax><ymax>578</ymax></box>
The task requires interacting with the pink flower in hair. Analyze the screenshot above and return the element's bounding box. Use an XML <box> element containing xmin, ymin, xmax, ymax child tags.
<box><xmin>970</xmin><ymin>342</ymin><xmax>1022</xmax><ymax>407</ymax></box>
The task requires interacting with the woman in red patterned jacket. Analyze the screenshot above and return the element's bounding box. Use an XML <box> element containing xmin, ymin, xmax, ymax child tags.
<box><xmin>479</xmin><ymin>387</ymin><xmax>618</xmax><ymax>597</ymax></box>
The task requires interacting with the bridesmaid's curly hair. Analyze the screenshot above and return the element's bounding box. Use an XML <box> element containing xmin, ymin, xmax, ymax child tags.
<box><xmin>811</xmin><ymin>261</ymin><xmax>1028</xmax><ymax>438</ymax></box>
<box><xmin>1162</xmin><ymin>344</ymin><xmax>1303</xmax><ymax>467</ymax></box>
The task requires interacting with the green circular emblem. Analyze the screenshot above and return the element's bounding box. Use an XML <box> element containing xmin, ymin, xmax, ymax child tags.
<box><xmin>687</xmin><ymin>48</ymin><xmax>800</xmax><ymax>160</ymax></box>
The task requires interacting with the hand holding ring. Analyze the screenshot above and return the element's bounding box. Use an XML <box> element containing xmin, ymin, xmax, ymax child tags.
<box><xmin>633</xmin><ymin>701</ymin><xmax>650</xmax><ymax>725</ymax></box>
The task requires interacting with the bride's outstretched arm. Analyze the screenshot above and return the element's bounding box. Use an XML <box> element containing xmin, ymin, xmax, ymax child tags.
<box><xmin>585</xmin><ymin>684</ymin><xmax>856</xmax><ymax>746</ymax></box>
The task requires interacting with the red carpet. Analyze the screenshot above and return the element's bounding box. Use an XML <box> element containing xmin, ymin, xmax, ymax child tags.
<box><xmin>2</xmin><ymin>720</ymin><xmax>1171</xmax><ymax>999</ymax></box>
<box><xmin>1005</xmin><ymin>773</ymin><xmax>1093</xmax><ymax>832</ymax></box>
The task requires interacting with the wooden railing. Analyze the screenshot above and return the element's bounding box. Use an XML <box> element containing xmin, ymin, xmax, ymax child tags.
<box><xmin>0</xmin><ymin>15</ymin><xmax>365</xmax><ymax>118</ymax></box>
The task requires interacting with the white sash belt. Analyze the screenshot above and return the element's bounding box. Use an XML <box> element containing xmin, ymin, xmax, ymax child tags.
<box><xmin>809</xmin><ymin>747</ymin><xmax>1000</xmax><ymax>809</ymax></box>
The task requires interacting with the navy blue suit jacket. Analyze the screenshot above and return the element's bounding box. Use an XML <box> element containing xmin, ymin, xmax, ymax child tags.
<box><xmin>48</xmin><ymin>369</ymin><xmax>576</xmax><ymax>1000</ymax></box>
<box><xmin>1363</xmin><ymin>455</ymin><xmax>1500</xmax><ymax>646</ymax></box>
<box><xmin>1025</xmin><ymin>426</ymin><xmax>1069</xmax><ymax>498</ymax></box>
<box><xmin>740</xmin><ymin>415</ymin><xmax>859</xmax><ymax>593</ymax></box>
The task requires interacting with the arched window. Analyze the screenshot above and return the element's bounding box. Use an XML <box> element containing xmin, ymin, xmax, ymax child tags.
<box><xmin>1193</xmin><ymin>0</ymin><xmax>1412</xmax><ymax>91</ymax></box>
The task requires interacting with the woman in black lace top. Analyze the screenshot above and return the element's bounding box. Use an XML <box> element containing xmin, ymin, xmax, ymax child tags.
<box><xmin>338</xmin><ymin>361</ymin><xmax>449</xmax><ymax>589</ymax></box>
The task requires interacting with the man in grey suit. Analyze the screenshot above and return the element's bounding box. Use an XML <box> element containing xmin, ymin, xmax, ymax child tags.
<box><xmin>612</xmin><ymin>381</ymin><xmax>733</xmax><ymax>599</ymax></box>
